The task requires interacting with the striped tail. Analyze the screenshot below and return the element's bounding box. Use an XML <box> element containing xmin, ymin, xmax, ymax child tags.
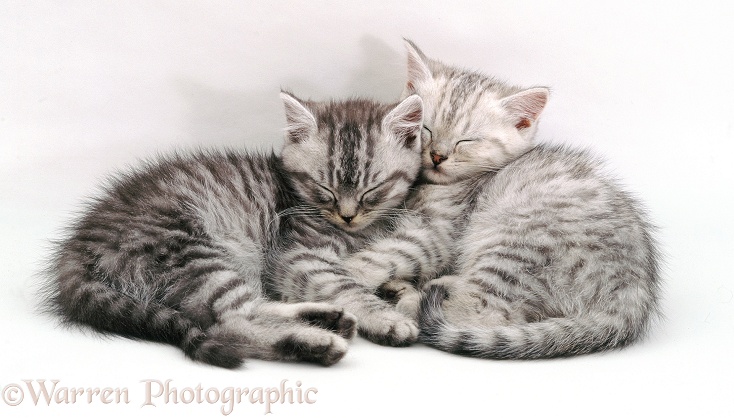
<box><xmin>41</xmin><ymin>269</ymin><xmax>247</xmax><ymax>369</ymax></box>
<box><xmin>418</xmin><ymin>284</ymin><xmax>649</xmax><ymax>359</ymax></box>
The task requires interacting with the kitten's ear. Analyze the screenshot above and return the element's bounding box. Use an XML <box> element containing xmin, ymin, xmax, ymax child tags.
<box><xmin>500</xmin><ymin>87</ymin><xmax>550</xmax><ymax>130</ymax></box>
<box><xmin>403</xmin><ymin>39</ymin><xmax>432</xmax><ymax>95</ymax></box>
<box><xmin>280</xmin><ymin>91</ymin><xmax>317</xmax><ymax>143</ymax></box>
<box><xmin>382</xmin><ymin>94</ymin><xmax>424</xmax><ymax>151</ymax></box>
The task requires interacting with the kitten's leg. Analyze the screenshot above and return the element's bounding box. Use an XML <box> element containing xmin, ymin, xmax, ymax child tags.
<box><xmin>183</xmin><ymin>269</ymin><xmax>357</xmax><ymax>366</ymax></box>
<box><xmin>51</xmin><ymin>224</ymin><xmax>264</xmax><ymax>369</ymax></box>
<box><xmin>343</xmin><ymin>183</ymin><xmax>470</xmax><ymax>291</ymax></box>
<box><xmin>335</xmin><ymin>288</ymin><xmax>419</xmax><ymax>347</ymax></box>
<box><xmin>338</xmin><ymin>215</ymin><xmax>448</xmax><ymax>324</ymax></box>
<box><xmin>338</xmin><ymin>184</ymin><xmax>473</xmax><ymax>324</ymax></box>
<box><xmin>343</xmin><ymin>214</ymin><xmax>453</xmax><ymax>289</ymax></box>
<box><xmin>257</xmin><ymin>302</ymin><xmax>357</xmax><ymax>339</ymax></box>
<box><xmin>273</xmin><ymin>244</ymin><xmax>419</xmax><ymax>347</ymax></box>
<box><xmin>210</xmin><ymin>300</ymin><xmax>355</xmax><ymax>366</ymax></box>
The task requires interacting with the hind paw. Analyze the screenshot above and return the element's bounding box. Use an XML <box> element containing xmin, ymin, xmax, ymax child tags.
<box><xmin>298</xmin><ymin>305</ymin><xmax>357</xmax><ymax>340</ymax></box>
<box><xmin>275</xmin><ymin>331</ymin><xmax>349</xmax><ymax>366</ymax></box>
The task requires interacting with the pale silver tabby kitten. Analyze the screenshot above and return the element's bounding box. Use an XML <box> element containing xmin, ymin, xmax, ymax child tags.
<box><xmin>42</xmin><ymin>92</ymin><xmax>424</xmax><ymax>368</ymax></box>
<box><xmin>364</xmin><ymin>40</ymin><xmax>661</xmax><ymax>358</ymax></box>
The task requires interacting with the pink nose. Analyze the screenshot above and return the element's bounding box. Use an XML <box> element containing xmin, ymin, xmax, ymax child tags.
<box><xmin>430</xmin><ymin>151</ymin><xmax>448</xmax><ymax>167</ymax></box>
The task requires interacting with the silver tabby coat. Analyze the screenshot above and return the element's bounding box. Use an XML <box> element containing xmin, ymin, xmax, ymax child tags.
<box><xmin>371</xmin><ymin>41</ymin><xmax>661</xmax><ymax>358</ymax></box>
<box><xmin>42</xmin><ymin>92</ymin><xmax>424</xmax><ymax>368</ymax></box>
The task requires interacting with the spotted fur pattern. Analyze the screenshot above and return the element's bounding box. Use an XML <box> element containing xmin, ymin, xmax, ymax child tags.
<box><xmin>42</xmin><ymin>92</ymin><xmax>425</xmax><ymax>368</ymax></box>
<box><xmin>369</xmin><ymin>40</ymin><xmax>661</xmax><ymax>358</ymax></box>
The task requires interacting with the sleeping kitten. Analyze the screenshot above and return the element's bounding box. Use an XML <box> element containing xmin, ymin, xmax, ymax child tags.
<box><xmin>358</xmin><ymin>40</ymin><xmax>661</xmax><ymax>358</ymax></box>
<box><xmin>42</xmin><ymin>92</ymin><xmax>424</xmax><ymax>368</ymax></box>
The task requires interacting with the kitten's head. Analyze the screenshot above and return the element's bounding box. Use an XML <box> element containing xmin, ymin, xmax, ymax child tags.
<box><xmin>280</xmin><ymin>92</ymin><xmax>423</xmax><ymax>232</ymax></box>
<box><xmin>402</xmin><ymin>40</ymin><xmax>549</xmax><ymax>184</ymax></box>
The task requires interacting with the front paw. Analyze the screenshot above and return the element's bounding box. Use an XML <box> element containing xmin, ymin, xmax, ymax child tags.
<box><xmin>395</xmin><ymin>293</ymin><xmax>421</xmax><ymax>321</ymax></box>
<box><xmin>422</xmin><ymin>275</ymin><xmax>461</xmax><ymax>291</ymax></box>
<box><xmin>376</xmin><ymin>279</ymin><xmax>421</xmax><ymax>321</ymax></box>
<box><xmin>357</xmin><ymin>309</ymin><xmax>419</xmax><ymax>347</ymax></box>
<box><xmin>376</xmin><ymin>279</ymin><xmax>414</xmax><ymax>303</ymax></box>
<box><xmin>298</xmin><ymin>306</ymin><xmax>357</xmax><ymax>340</ymax></box>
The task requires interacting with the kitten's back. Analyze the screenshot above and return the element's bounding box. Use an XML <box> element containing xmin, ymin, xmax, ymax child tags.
<box><xmin>421</xmin><ymin>144</ymin><xmax>661</xmax><ymax>358</ymax></box>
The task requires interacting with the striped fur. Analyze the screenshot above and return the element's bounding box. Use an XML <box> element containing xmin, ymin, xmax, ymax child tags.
<box><xmin>368</xmin><ymin>40</ymin><xmax>661</xmax><ymax>358</ymax></box>
<box><xmin>41</xmin><ymin>92</ymin><xmax>425</xmax><ymax>368</ymax></box>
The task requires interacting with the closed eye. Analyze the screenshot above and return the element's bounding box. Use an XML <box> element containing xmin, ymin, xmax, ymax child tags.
<box><xmin>453</xmin><ymin>139</ymin><xmax>476</xmax><ymax>152</ymax></box>
<box><xmin>316</xmin><ymin>184</ymin><xmax>337</xmax><ymax>204</ymax></box>
<box><xmin>360</xmin><ymin>182</ymin><xmax>387</xmax><ymax>206</ymax></box>
<box><xmin>422</xmin><ymin>125</ymin><xmax>433</xmax><ymax>141</ymax></box>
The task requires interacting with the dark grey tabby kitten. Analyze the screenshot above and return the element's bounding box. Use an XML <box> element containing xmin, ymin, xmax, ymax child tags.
<box><xmin>42</xmin><ymin>91</ymin><xmax>424</xmax><ymax>368</ymax></box>
<box><xmin>365</xmin><ymin>41</ymin><xmax>661</xmax><ymax>358</ymax></box>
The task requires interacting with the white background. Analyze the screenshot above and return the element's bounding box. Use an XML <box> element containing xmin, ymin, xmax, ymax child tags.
<box><xmin>1</xmin><ymin>1</ymin><xmax>733</xmax><ymax>417</ymax></box>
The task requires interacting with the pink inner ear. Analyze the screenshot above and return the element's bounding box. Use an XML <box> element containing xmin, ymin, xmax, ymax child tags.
<box><xmin>515</xmin><ymin>118</ymin><xmax>532</xmax><ymax>130</ymax></box>
<box><xmin>503</xmin><ymin>88</ymin><xmax>549</xmax><ymax>125</ymax></box>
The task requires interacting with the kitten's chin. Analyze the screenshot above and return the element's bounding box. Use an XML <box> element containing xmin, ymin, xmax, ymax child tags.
<box><xmin>421</xmin><ymin>167</ymin><xmax>458</xmax><ymax>185</ymax></box>
<box><xmin>338</xmin><ymin>222</ymin><xmax>369</xmax><ymax>233</ymax></box>
<box><xmin>326</xmin><ymin>215</ymin><xmax>371</xmax><ymax>233</ymax></box>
